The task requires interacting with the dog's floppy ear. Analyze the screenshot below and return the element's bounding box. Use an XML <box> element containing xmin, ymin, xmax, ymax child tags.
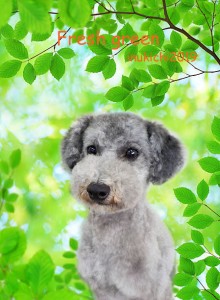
<box><xmin>146</xmin><ymin>121</ymin><xmax>184</xmax><ymax>184</ymax></box>
<box><xmin>61</xmin><ymin>115</ymin><xmax>93</xmax><ymax>171</ymax></box>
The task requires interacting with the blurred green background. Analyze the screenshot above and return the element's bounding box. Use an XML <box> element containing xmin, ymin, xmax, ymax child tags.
<box><xmin>0</xmin><ymin>23</ymin><xmax>220</xmax><ymax>270</ymax></box>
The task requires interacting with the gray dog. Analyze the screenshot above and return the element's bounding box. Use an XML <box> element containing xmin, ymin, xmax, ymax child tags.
<box><xmin>61</xmin><ymin>112</ymin><xmax>184</xmax><ymax>300</ymax></box>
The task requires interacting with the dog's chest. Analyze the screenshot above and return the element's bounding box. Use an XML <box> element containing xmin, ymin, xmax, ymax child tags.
<box><xmin>77</xmin><ymin>215</ymin><xmax>148</xmax><ymax>288</ymax></box>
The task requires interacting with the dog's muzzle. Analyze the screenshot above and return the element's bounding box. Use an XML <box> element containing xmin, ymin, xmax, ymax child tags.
<box><xmin>87</xmin><ymin>182</ymin><xmax>110</xmax><ymax>203</ymax></box>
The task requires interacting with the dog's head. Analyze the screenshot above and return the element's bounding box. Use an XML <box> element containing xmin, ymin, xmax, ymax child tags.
<box><xmin>61</xmin><ymin>113</ymin><xmax>184</xmax><ymax>213</ymax></box>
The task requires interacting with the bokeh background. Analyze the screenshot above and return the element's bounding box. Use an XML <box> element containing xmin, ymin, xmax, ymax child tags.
<box><xmin>0</xmin><ymin>14</ymin><xmax>220</xmax><ymax>296</ymax></box>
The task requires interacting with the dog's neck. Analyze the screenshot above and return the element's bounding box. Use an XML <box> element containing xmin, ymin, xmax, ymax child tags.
<box><xmin>89</xmin><ymin>200</ymin><xmax>147</xmax><ymax>227</ymax></box>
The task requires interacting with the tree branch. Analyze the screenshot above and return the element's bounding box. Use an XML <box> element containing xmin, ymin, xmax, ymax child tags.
<box><xmin>211</xmin><ymin>0</ymin><xmax>217</xmax><ymax>51</ymax></box>
<box><xmin>93</xmin><ymin>0</ymin><xmax>110</xmax><ymax>12</ymax></box>
<box><xmin>129</xmin><ymin>0</ymin><xmax>135</xmax><ymax>13</ymax></box>
<box><xmin>197</xmin><ymin>278</ymin><xmax>219</xmax><ymax>300</ymax></box>
<box><xmin>202</xmin><ymin>203</ymin><xmax>220</xmax><ymax>218</ymax></box>
<box><xmin>91</xmin><ymin>10</ymin><xmax>165</xmax><ymax>21</ymax></box>
<box><xmin>25</xmin><ymin>27</ymin><xmax>71</xmax><ymax>63</ymax></box>
<box><xmin>162</xmin><ymin>0</ymin><xmax>220</xmax><ymax>65</ymax></box>
<box><xmin>170</xmin><ymin>69</ymin><xmax>220</xmax><ymax>82</ymax></box>
<box><xmin>106</xmin><ymin>0</ymin><xmax>115</xmax><ymax>11</ymax></box>
<box><xmin>196</xmin><ymin>0</ymin><xmax>211</xmax><ymax>30</ymax></box>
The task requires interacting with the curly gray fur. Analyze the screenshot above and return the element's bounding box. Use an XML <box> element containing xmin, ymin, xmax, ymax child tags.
<box><xmin>61</xmin><ymin>112</ymin><xmax>185</xmax><ymax>300</ymax></box>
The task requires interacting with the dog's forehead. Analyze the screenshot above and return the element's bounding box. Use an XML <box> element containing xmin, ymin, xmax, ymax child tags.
<box><xmin>84</xmin><ymin>113</ymin><xmax>147</xmax><ymax>146</ymax></box>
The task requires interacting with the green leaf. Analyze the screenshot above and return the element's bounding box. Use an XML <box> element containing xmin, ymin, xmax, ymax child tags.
<box><xmin>209</xmin><ymin>171</ymin><xmax>220</xmax><ymax>185</ymax></box>
<box><xmin>155</xmin><ymin>81</ymin><xmax>170</xmax><ymax>96</ymax></box>
<box><xmin>176</xmin><ymin>283</ymin><xmax>200</xmax><ymax>299</ymax></box>
<box><xmin>5</xmin><ymin>38</ymin><xmax>28</xmax><ymax>59</ymax></box>
<box><xmin>6</xmin><ymin>193</ymin><xmax>19</xmax><ymax>202</ymax></box>
<box><xmin>131</xmin><ymin>68</ymin><xmax>152</xmax><ymax>83</ymax></box>
<box><xmin>34</xmin><ymin>53</ymin><xmax>53</xmax><ymax>75</ymax></box>
<box><xmin>151</xmin><ymin>95</ymin><xmax>165</xmax><ymax>107</ymax></box>
<box><xmin>123</xmin><ymin>94</ymin><xmax>134</xmax><ymax>111</ymax></box>
<box><xmin>140</xmin><ymin>45</ymin><xmax>160</xmax><ymax>56</ymax></box>
<box><xmin>179</xmin><ymin>257</ymin><xmax>195</xmax><ymax>275</ymax></box>
<box><xmin>191</xmin><ymin>230</ymin><xmax>204</xmax><ymax>245</ymax></box>
<box><xmin>148</xmin><ymin>64</ymin><xmax>167</xmax><ymax>79</ymax></box>
<box><xmin>206</xmin><ymin>267</ymin><xmax>219</xmax><ymax>290</ymax></box>
<box><xmin>121</xmin><ymin>75</ymin><xmax>134</xmax><ymax>91</ymax></box>
<box><xmin>214</xmin><ymin>235</ymin><xmax>220</xmax><ymax>256</ymax></box>
<box><xmin>31</xmin><ymin>22</ymin><xmax>54</xmax><ymax>41</ymax></box>
<box><xmin>10</xmin><ymin>149</ymin><xmax>21</xmax><ymax>168</ymax></box>
<box><xmin>174</xmin><ymin>187</ymin><xmax>197</xmax><ymax>204</ymax></box>
<box><xmin>23</xmin><ymin>63</ymin><xmax>36</xmax><ymax>85</ymax></box>
<box><xmin>86</xmin><ymin>55</ymin><xmax>110</xmax><ymax>73</ymax></box>
<box><xmin>27</xmin><ymin>250</ymin><xmax>55</xmax><ymax>296</ymax></box>
<box><xmin>63</xmin><ymin>251</ymin><xmax>76</xmax><ymax>258</ymax></box>
<box><xmin>116</xmin><ymin>0</ymin><xmax>133</xmax><ymax>12</ymax></box>
<box><xmin>0</xmin><ymin>60</ymin><xmax>22</xmax><ymax>78</ymax></box>
<box><xmin>14</xmin><ymin>21</ymin><xmax>28</xmax><ymax>40</ymax></box>
<box><xmin>50</xmin><ymin>54</ymin><xmax>65</xmax><ymax>80</ymax></box>
<box><xmin>0</xmin><ymin>161</ymin><xmax>10</xmax><ymax>174</ymax></box>
<box><xmin>148</xmin><ymin>22</ymin><xmax>165</xmax><ymax>48</ymax></box>
<box><xmin>4</xmin><ymin>178</ymin><xmax>13</xmax><ymax>189</ymax></box>
<box><xmin>88</xmin><ymin>39</ymin><xmax>112</xmax><ymax>55</ymax></box>
<box><xmin>168</xmin><ymin>7</ymin><xmax>180</xmax><ymax>25</ymax></box>
<box><xmin>189</xmin><ymin>26</ymin><xmax>200</xmax><ymax>35</ymax></box>
<box><xmin>57</xmin><ymin>48</ymin><xmax>75</xmax><ymax>59</ymax></box>
<box><xmin>0</xmin><ymin>227</ymin><xmax>19</xmax><ymax>254</ymax></box>
<box><xmin>102</xmin><ymin>59</ymin><xmax>116</xmax><ymax>79</ymax></box>
<box><xmin>64</xmin><ymin>271</ymin><xmax>72</xmax><ymax>284</ymax></box>
<box><xmin>117</xmin><ymin>23</ymin><xmax>137</xmax><ymax>40</ymax></box>
<box><xmin>69</xmin><ymin>238</ymin><xmax>78</xmax><ymax>251</ymax></box>
<box><xmin>198</xmin><ymin>157</ymin><xmax>220</xmax><ymax>173</ymax></box>
<box><xmin>43</xmin><ymin>289</ymin><xmax>76</xmax><ymax>300</ymax></box>
<box><xmin>182</xmin><ymin>0</ymin><xmax>194</xmax><ymax>7</ymax></box>
<box><xmin>105</xmin><ymin>86</ymin><xmax>130</xmax><ymax>102</ymax></box>
<box><xmin>201</xmin><ymin>290</ymin><xmax>220</xmax><ymax>300</ymax></box>
<box><xmin>18</xmin><ymin>0</ymin><xmax>52</xmax><ymax>34</ymax></box>
<box><xmin>194</xmin><ymin>260</ymin><xmax>206</xmax><ymax>276</ymax></box>
<box><xmin>211</xmin><ymin>116</ymin><xmax>220</xmax><ymax>141</ymax></box>
<box><xmin>63</xmin><ymin>263</ymin><xmax>75</xmax><ymax>269</ymax></box>
<box><xmin>183</xmin><ymin>203</ymin><xmax>201</xmax><ymax>217</ymax></box>
<box><xmin>173</xmin><ymin>273</ymin><xmax>193</xmax><ymax>286</ymax></box>
<box><xmin>0</xmin><ymin>0</ymin><xmax>12</xmax><ymax>29</ymax></box>
<box><xmin>1</xmin><ymin>24</ymin><xmax>14</xmax><ymax>38</ymax></box>
<box><xmin>142</xmin><ymin>84</ymin><xmax>156</xmax><ymax>98</ymax></box>
<box><xmin>124</xmin><ymin>45</ymin><xmax>138</xmax><ymax>62</ymax></box>
<box><xmin>181</xmin><ymin>40</ymin><xmax>199</xmax><ymax>51</ymax></box>
<box><xmin>197</xmin><ymin>180</ymin><xmax>209</xmax><ymax>201</ymax></box>
<box><xmin>204</xmin><ymin>256</ymin><xmax>220</xmax><ymax>267</ymax></box>
<box><xmin>177</xmin><ymin>242</ymin><xmax>205</xmax><ymax>259</ymax></box>
<box><xmin>74</xmin><ymin>282</ymin><xmax>86</xmax><ymax>291</ymax></box>
<box><xmin>5</xmin><ymin>202</ymin><xmax>15</xmax><ymax>213</ymax></box>
<box><xmin>188</xmin><ymin>214</ymin><xmax>214</xmax><ymax>229</ymax></box>
<box><xmin>14</xmin><ymin>282</ymin><xmax>33</xmax><ymax>300</ymax></box>
<box><xmin>58</xmin><ymin>0</ymin><xmax>91</xmax><ymax>28</ymax></box>
<box><xmin>170</xmin><ymin>31</ymin><xmax>182</xmax><ymax>49</ymax></box>
<box><xmin>1</xmin><ymin>228</ymin><xmax>27</xmax><ymax>263</ymax></box>
<box><xmin>207</xmin><ymin>141</ymin><xmax>220</xmax><ymax>154</ymax></box>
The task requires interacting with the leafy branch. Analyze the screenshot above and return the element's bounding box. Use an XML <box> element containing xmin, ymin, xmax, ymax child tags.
<box><xmin>173</xmin><ymin>116</ymin><xmax>220</xmax><ymax>299</ymax></box>
<box><xmin>0</xmin><ymin>0</ymin><xmax>220</xmax><ymax>108</ymax></box>
<box><xmin>0</xmin><ymin>150</ymin><xmax>93</xmax><ymax>300</ymax></box>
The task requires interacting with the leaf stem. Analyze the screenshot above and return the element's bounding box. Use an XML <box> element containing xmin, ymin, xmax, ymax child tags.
<box><xmin>202</xmin><ymin>203</ymin><xmax>220</xmax><ymax>218</ymax></box>
<box><xmin>162</xmin><ymin>0</ymin><xmax>220</xmax><ymax>65</ymax></box>
<box><xmin>24</xmin><ymin>27</ymin><xmax>72</xmax><ymax>63</ymax></box>
<box><xmin>197</xmin><ymin>278</ymin><xmax>219</xmax><ymax>300</ymax></box>
<box><xmin>204</xmin><ymin>246</ymin><xmax>220</xmax><ymax>259</ymax></box>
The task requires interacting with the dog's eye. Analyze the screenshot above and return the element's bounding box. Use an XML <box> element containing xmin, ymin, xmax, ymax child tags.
<box><xmin>125</xmin><ymin>148</ymin><xmax>139</xmax><ymax>160</ymax></box>
<box><xmin>87</xmin><ymin>145</ymin><xmax>97</xmax><ymax>155</ymax></box>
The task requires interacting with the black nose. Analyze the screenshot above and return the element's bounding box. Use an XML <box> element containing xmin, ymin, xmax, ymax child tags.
<box><xmin>87</xmin><ymin>183</ymin><xmax>110</xmax><ymax>202</ymax></box>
